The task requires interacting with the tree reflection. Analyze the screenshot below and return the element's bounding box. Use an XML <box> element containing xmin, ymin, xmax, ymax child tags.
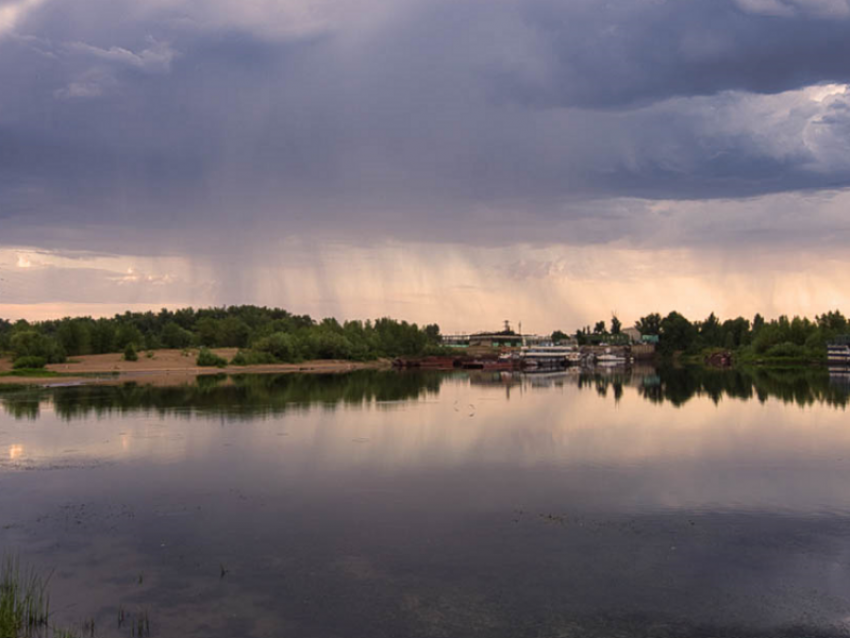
<box><xmin>1</xmin><ymin>366</ymin><xmax>848</xmax><ymax>420</ymax></box>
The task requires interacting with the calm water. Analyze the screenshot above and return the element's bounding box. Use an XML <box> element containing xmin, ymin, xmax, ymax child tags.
<box><xmin>2</xmin><ymin>367</ymin><xmax>850</xmax><ymax>637</ymax></box>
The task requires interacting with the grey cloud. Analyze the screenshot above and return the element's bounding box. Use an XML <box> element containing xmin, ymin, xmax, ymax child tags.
<box><xmin>1</xmin><ymin>0</ymin><xmax>850</xmax><ymax>255</ymax></box>
<box><xmin>66</xmin><ymin>39</ymin><xmax>177</xmax><ymax>74</ymax></box>
<box><xmin>736</xmin><ymin>0</ymin><xmax>850</xmax><ymax>16</ymax></box>
<box><xmin>494</xmin><ymin>0</ymin><xmax>850</xmax><ymax>108</ymax></box>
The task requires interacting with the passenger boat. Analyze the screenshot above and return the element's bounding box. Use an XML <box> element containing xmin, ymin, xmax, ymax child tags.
<box><xmin>827</xmin><ymin>342</ymin><xmax>850</xmax><ymax>366</ymax></box>
<box><xmin>520</xmin><ymin>345</ymin><xmax>573</xmax><ymax>370</ymax></box>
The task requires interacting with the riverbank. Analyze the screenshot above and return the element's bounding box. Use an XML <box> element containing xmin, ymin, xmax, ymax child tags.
<box><xmin>0</xmin><ymin>349</ymin><xmax>392</xmax><ymax>387</ymax></box>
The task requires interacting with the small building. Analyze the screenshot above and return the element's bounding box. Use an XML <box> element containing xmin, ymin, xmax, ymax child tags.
<box><xmin>622</xmin><ymin>327</ymin><xmax>642</xmax><ymax>344</ymax></box>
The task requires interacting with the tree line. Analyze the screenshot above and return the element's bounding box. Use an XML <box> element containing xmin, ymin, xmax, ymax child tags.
<box><xmin>0</xmin><ymin>306</ymin><xmax>443</xmax><ymax>367</ymax></box>
<box><xmin>553</xmin><ymin>310</ymin><xmax>849</xmax><ymax>361</ymax></box>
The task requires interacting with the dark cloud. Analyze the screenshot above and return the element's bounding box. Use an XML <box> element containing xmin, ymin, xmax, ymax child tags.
<box><xmin>1</xmin><ymin>0</ymin><xmax>849</xmax><ymax>253</ymax></box>
<box><xmin>499</xmin><ymin>0</ymin><xmax>850</xmax><ymax>108</ymax></box>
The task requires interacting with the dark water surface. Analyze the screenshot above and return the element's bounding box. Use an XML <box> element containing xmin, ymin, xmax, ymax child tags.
<box><xmin>2</xmin><ymin>367</ymin><xmax>850</xmax><ymax>637</ymax></box>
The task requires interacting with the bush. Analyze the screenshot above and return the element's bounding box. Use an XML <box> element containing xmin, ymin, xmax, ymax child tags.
<box><xmin>12</xmin><ymin>356</ymin><xmax>46</xmax><ymax>369</ymax></box>
<box><xmin>123</xmin><ymin>343</ymin><xmax>139</xmax><ymax>362</ymax></box>
<box><xmin>10</xmin><ymin>331</ymin><xmax>66</xmax><ymax>364</ymax></box>
<box><xmin>765</xmin><ymin>342</ymin><xmax>810</xmax><ymax>359</ymax></box>
<box><xmin>197</xmin><ymin>347</ymin><xmax>228</xmax><ymax>368</ymax></box>
<box><xmin>253</xmin><ymin>333</ymin><xmax>301</xmax><ymax>362</ymax></box>
<box><xmin>230</xmin><ymin>350</ymin><xmax>277</xmax><ymax>366</ymax></box>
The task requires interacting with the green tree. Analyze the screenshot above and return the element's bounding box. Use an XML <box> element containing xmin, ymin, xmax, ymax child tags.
<box><xmin>254</xmin><ymin>333</ymin><xmax>300</xmax><ymax>362</ymax></box>
<box><xmin>610</xmin><ymin>316</ymin><xmax>622</xmax><ymax>335</ymax></box>
<box><xmin>161</xmin><ymin>322</ymin><xmax>194</xmax><ymax>349</ymax></box>
<box><xmin>424</xmin><ymin>324</ymin><xmax>441</xmax><ymax>343</ymax></box>
<box><xmin>10</xmin><ymin>330</ymin><xmax>66</xmax><ymax>363</ymax></box>
<box><xmin>635</xmin><ymin>313</ymin><xmax>661</xmax><ymax>336</ymax></box>
<box><xmin>699</xmin><ymin>312</ymin><xmax>722</xmax><ymax>347</ymax></box>
<box><xmin>817</xmin><ymin>310</ymin><xmax>848</xmax><ymax>334</ymax></box>
<box><xmin>194</xmin><ymin>318</ymin><xmax>220</xmax><ymax>347</ymax></box>
<box><xmin>115</xmin><ymin>324</ymin><xmax>143</xmax><ymax>349</ymax></box>
<box><xmin>659</xmin><ymin>311</ymin><xmax>698</xmax><ymax>355</ymax></box>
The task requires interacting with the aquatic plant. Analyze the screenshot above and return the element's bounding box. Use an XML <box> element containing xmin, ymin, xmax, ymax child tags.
<box><xmin>0</xmin><ymin>556</ymin><xmax>51</xmax><ymax>637</ymax></box>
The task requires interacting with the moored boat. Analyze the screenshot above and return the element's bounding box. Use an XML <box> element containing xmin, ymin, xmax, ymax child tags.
<box><xmin>520</xmin><ymin>345</ymin><xmax>574</xmax><ymax>370</ymax></box>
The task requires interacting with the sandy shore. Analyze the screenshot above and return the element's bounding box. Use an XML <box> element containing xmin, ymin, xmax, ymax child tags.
<box><xmin>0</xmin><ymin>349</ymin><xmax>392</xmax><ymax>387</ymax></box>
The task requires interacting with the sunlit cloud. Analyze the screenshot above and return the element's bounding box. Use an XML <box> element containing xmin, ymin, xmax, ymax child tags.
<box><xmin>0</xmin><ymin>0</ymin><xmax>47</xmax><ymax>38</ymax></box>
<box><xmin>2</xmin><ymin>241</ymin><xmax>850</xmax><ymax>332</ymax></box>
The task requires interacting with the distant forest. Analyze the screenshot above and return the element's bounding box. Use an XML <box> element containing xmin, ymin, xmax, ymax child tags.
<box><xmin>562</xmin><ymin>310</ymin><xmax>849</xmax><ymax>363</ymax></box>
<box><xmin>0</xmin><ymin>306</ymin><xmax>443</xmax><ymax>367</ymax></box>
<box><xmin>2</xmin><ymin>306</ymin><xmax>848</xmax><ymax>368</ymax></box>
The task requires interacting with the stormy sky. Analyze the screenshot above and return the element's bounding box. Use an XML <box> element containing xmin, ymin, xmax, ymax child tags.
<box><xmin>1</xmin><ymin>0</ymin><xmax>850</xmax><ymax>331</ymax></box>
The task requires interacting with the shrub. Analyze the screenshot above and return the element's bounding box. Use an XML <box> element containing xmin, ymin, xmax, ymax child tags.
<box><xmin>10</xmin><ymin>331</ymin><xmax>66</xmax><ymax>364</ymax></box>
<box><xmin>230</xmin><ymin>350</ymin><xmax>277</xmax><ymax>366</ymax></box>
<box><xmin>765</xmin><ymin>342</ymin><xmax>809</xmax><ymax>359</ymax></box>
<box><xmin>12</xmin><ymin>356</ymin><xmax>46</xmax><ymax>369</ymax></box>
<box><xmin>253</xmin><ymin>332</ymin><xmax>300</xmax><ymax>362</ymax></box>
<box><xmin>123</xmin><ymin>343</ymin><xmax>139</xmax><ymax>362</ymax></box>
<box><xmin>197</xmin><ymin>347</ymin><xmax>228</xmax><ymax>368</ymax></box>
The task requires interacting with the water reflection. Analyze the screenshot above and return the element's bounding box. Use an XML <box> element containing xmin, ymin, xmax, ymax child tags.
<box><xmin>3</xmin><ymin>369</ymin><xmax>850</xmax><ymax>637</ymax></box>
<box><xmin>470</xmin><ymin>365</ymin><xmax>850</xmax><ymax>408</ymax></box>
<box><xmin>0</xmin><ymin>370</ymin><xmax>446</xmax><ymax>420</ymax></box>
<box><xmin>1</xmin><ymin>366</ymin><xmax>848</xmax><ymax>421</ymax></box>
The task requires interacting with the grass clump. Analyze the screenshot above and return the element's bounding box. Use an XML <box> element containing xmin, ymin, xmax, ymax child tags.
<box><xmin>0</xmin><ymin>557</ymin><xmax>51</xmax><ymax>637</ymax></box>
<box><xmin>12</xmin><ymin>357</ymin><xmax>46</xmax><ymax>370</ymax></box>
<box><xmin>196</xmin><ymin>347</ymin><xmax>228</xmax><ymax>368</ymax></box>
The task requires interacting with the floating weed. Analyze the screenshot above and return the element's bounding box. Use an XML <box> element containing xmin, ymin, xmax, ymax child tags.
<box><xmin>119</xmin><ymin>606</ymin><xmax>152</xmax><ymax>637</ymax></box>
<box><xmin>128</xmin><ymin>609</ymin><xmax>150</xmax><ymax>637</ymax></box>
<box><xmin>0</xmin><ymin>556</ymin><xmax>51</xmax><ymax>638</ymax></box>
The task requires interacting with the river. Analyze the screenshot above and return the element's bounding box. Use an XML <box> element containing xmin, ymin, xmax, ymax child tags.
<box><xmin>1</xmin><ymin>367</ymin><xmax>850</xmax><ymax>637</ymax></box>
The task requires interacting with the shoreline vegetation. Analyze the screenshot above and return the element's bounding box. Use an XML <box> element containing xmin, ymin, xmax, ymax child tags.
<box><xmin>0</xmin><ymin>305</ymin><xmax>444</xmax><ymax>385</ymax></box>
<box><xmin>0</xmin><ymin>305</ymin><xmax>847</xmax><ymax>386</ymax></box>
<box><xmin>567</xmin><ymin>309</ymin><xmax>849</xmax><ymax>368</ymax></box>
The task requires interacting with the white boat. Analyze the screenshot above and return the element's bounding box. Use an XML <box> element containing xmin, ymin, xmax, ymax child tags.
<box><xmin>596</xmin><ymin>349</ymin><xmax>629</xmax><ymax>367</ymax></box>
<box><xmin>827</xmin><ymin>343</ymin><xmax>850</xmax><ymax>366</ymax></box>
<box><xmin>520</xmin><ymin>345</ymin><xmax>574</xmax><ymax>370</ymax></box>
